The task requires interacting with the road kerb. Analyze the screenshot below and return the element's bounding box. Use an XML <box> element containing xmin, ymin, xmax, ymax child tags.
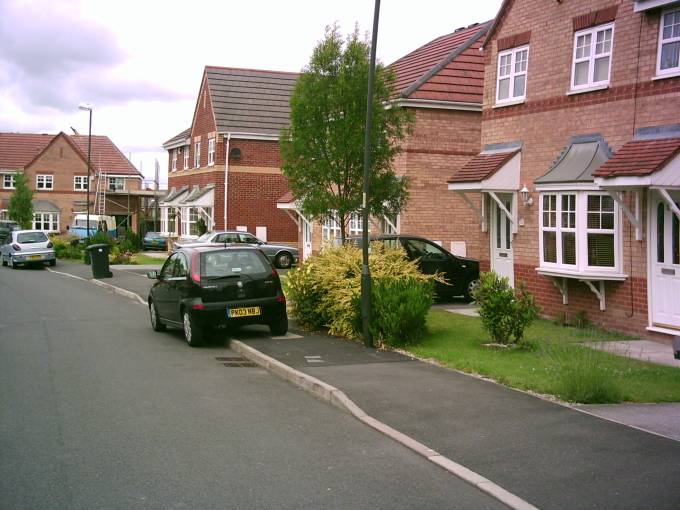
<box><xmin>231</xmin><ymin>339</ymin><xmax>539</xmax><ymax>510</ymax></box>
<box><xmin>47</xmin><ymin>268</ymin><xmax>146</xmax><ymax>306</ymax></box>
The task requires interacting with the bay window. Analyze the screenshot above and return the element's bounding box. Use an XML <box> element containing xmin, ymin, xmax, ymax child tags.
<box><xmin>321</xmin><ymin>214</ymin><xmax>341</xmax><ymax>243</ymax></box>
<box><xmin>496</xmin><ymin>45</ymin><xmax>529</xmax><ymax>104</ymax></box>
<box><xmin>539</xmin><ymin>192</ymin><xmax>619</xmax><ymax>273</ymax></box>
<box><xmin>33</xmin><ymin>212</ymin><xmax>59</xmax><ymax>232</ymax></box>
<box><xmin>657</xmin><ymin>7</ymin><xmax>680</xmax><ymax>76</ymax></box>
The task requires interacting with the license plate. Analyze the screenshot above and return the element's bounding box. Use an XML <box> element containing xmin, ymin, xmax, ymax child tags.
<box><xmin>27</xmin><ymin>255</ymin><xmax>42</xmax><ymax>261</ymax></box>
<box><xmin>152</xmin><ymin>241</ymin><xmax>158</xmax><ymax>245</ymax></box>
<box><xmin>228</xmin><ymin>306</ymin><xmax>261</xmax><ymax>318</ymax></box>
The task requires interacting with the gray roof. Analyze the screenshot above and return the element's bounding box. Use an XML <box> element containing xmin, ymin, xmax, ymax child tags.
<box><xmin>182</xmin><ymin>184</ymin><xmax>214</xmax><ymax>204</ymax></box>
<box><xmin>32</xmin><ymin>199</ymin><xmax>60</xmax><ymax>213</ymax></box>
<box><xmin>535</xmin><ymin>135</ymin><xmax>612</xmax><ymax>185</ymax></box>
<box><xmin>205</xmin><ymin>67</ymin><xmax>299</xmax><ymax>136</ymax></box>
<box><xmin>163</xmin><ymin>128</ymin><xmax>191</xmax><ymax>147</ymax></box>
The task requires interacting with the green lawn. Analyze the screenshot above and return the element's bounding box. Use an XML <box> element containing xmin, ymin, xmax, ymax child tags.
<box><xmin>405</xmin><ymin>310</ymin><xmax>680</xmax><ymax>403</ymax></box>
<box><xmin>132</xmin><ymin>253</ymin><xmax>166</xmax><ymax>266</ymax></box>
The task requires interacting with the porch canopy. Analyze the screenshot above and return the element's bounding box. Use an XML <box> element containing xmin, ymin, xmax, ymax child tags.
<box><xmin>276</xmin><ymin>191</ymin><xmax>312</xmax><ymax>228</ymax></box>
<box><xmin>447</xmin><ymin>141</ymin><xmax>522</xmax><ymax>232</ymax></box>
<box><xmin>32</xmin><ymin>199</ymin><xmax>60</xmax><ymax>213</ymax></box>
<box><xmin>534</xmin><ymin>135</ymin><xmax>611</xmax><ymax>188</ymax></box>
<box><xmin>160</xmin><ymin>186</ymin><xmax>189</xmax><ymax>208</ymax></box>
<box><xmin>180</xmin><ymin>184</ymin><xmax>215</xmax><ymax>228</ymax></box>
<box><xmin>593</xmin><ymin>128</ymin><xmax>680</xmax><ymax>236</ymax></box>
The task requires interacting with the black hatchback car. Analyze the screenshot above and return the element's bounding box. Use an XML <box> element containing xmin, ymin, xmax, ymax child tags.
<box><xmin>147</xmin><ymin>245</ymin><xmax>288</xmax><ymax>346</ymax></box>
<box><xmin>349</xmin><ymin>235</ymin><xmax>480</xmax><ymax>301</ymax></box>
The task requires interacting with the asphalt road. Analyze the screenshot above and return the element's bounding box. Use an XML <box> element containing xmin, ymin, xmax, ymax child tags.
<box><xmin>0</xmin><ymin>266</ymin><xmax>504</xmax><ymax>510</ymax></box>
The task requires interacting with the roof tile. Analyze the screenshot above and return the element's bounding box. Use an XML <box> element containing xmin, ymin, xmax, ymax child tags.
<box><xmin>448</xmin><ymin>150</ymin><xmax>519</xmax><ymax>183</ymax></box>
<box><xmin>593</xmin><ymin>137</ymin><xmax>680</xmax><ymax>178</ymax></box>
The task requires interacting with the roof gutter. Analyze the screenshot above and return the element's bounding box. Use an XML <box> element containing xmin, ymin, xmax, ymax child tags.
<box><xmin>390</xmin><ymin>99</ymin><xmax>482</xmax><ymax>112</ymax></box>
<box><xmin>217</xmin><ymin>131</ymin><xmax>279</xmax><ymax>141</ymax></box>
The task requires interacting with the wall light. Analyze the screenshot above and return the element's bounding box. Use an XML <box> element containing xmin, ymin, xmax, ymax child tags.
<box><xmin>520</xmin><ymin>185</ymin><xmax>533</xmax><ymax>206</ymax></box>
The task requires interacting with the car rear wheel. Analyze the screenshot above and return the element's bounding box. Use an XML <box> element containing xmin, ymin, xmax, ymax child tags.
<box><xmin>183</xmin><ymin>311</ymin><xmax>204</xmax><ymax>347</ymax></box>
<box><xmin>269</xmin><ymin>314</ymin><xmax>288</xmax><ymax>336</ymax></box>
<box><xmin>11</xmin><ymin>258</ymin><xmax>18</xmax><ymax>269</ymax></box>
<box><xmin>149</xmin><ymin>300</ymin><xmax>166</xmax><ymax>332</ymax></box>
<box><xmin>464</xmin><ymin>278</ymin><xmax>480</xmax><ymax>302</ymax></box>
<box><xmin>275</xmin><ymin>252</ymin><xmax>292</xmax><ymax>269</ymax></box>
<box><xmin>1</xmin><ymin>255</ymin><xmax>6</xmax><ymax>267</ymax></box>
<box><xmin>49</xmin><ymin>259</ymin><xmax>56</xmax><ymax>267</ymax></box>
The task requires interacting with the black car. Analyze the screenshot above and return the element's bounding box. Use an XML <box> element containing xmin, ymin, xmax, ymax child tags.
<box><xmin>147</xmin><ymin>245</ymin><xmax>288</xmax><ymax>346</ymax></box>
<box><xmin>349</xmin><ymin>235</ymin><xmax>480</xmax><ymax>301</ymax></box>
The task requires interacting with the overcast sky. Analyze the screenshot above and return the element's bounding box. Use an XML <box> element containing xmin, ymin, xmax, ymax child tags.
<box><xmin>0</xmin><ymin>0</ymin><xmax>501</xmax><ymax>187</ymax></box>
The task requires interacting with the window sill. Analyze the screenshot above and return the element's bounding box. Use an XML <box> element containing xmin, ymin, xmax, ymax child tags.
<box><xmin>566</xmin><ymin>84</ymin><xmax>609</xmax><ymax>96</ymax></box>
<box><xmin>652</xmin><ymin>71</ymin><xmax>680</xmax><ymax>81</ymax></box>
<box><xmin>493</xmin><ymin>98</ymin><xmax>525</xmax><ymax>109</ymax></box>
<box><xmin>536</xmin><ymin>267</ymin><xmax>627</xmax><ymax>281</ymax></box>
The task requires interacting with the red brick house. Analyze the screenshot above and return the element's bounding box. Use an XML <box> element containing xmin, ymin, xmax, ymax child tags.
<box><xmin>447</xmin><ymin>0</ymin><xmax>680</xmax><ymax>339</ymax></box>
<box><xmin>0</xmin><ymin>132</ymin><xmax>144</xmax><ymax>233</ymax></box>
<box><xmin>277</xmin><ymin>22</ymin><xmax>490</xmax><ymax>261</ymax></box>
<box><xmin>161</xmin><ymin>66</ymin><xmax>298</xmax><ymax>243</ymax></box>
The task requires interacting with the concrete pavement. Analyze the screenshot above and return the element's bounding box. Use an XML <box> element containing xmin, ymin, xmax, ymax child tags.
<box><xmin>46</xmin><ymin>259</ymin><xmax>680</xmax><ymax>509</ymax></box>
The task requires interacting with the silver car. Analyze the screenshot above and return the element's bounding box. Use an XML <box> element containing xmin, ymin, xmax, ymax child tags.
<box><xmin>0</xmin><ymin>230</ymin><xmax>56</xmax><ymax>268</ymax></box>
<box><xmin>177</xmin><ymin>231</ymin><xmax>299</xmax><ymax>269</ymax></box>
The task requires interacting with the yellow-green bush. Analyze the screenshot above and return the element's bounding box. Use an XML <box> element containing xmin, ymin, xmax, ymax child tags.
<box><xmin>287</xmin><ymin>243</ymin><xmax>440</xmax><ymax>340</ymax></box>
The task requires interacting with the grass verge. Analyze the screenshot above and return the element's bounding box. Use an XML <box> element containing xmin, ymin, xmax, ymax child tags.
<box><xmin>405</xmin><ymin>310</ymin><xmax>680</xmax><ymax>403</ymax></box>
<box><xmin>131</xmin><ymin>253</ymin><xmax>166</xmax><ymax>265</ymax></box>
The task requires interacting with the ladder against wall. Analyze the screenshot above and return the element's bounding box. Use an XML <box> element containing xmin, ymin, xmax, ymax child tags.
<box><xmin>94</xmin><ymin>172</ymin><xmax>107</xmax><ymax>216</ymax></box>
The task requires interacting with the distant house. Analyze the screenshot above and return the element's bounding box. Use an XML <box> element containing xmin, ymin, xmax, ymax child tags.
<box><xmin>160</xmin><ymin>66</ymin><xmax>299</xmax><ymax>243</ymax></box>
<box><xmin>447</xmin><ymin>0</ymin><xmax>680</xmax><ymax>339</ymax></box>
<box><xmin>0</xmin><ymin>132</ymin><xmax>145</xmax><ymax>233</ymax></box>
<box><xmin>277</xmin><ymin>22</ymin><xmax>490</xmax><ymax>261</ymax></box>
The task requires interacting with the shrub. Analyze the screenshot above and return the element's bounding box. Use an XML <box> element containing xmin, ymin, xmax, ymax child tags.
<box><xmin>82</xmin><ymin>231</ymin><xmax>113</xmax><ymax>263</ymax></box>
<box><xmin>472</xmin><ymin>271</ymin><xmax>540</xmax><ymax>345</ymax></box>
<box><xmin>50</xmin><ymin>234</ymin><xmax>84</xmax><ymax>260</ymax></box>
<box><xmin>369</xmin><ymin>277</ymin><xmax>434</xmax><ymax>346</ymax></box>
<box><xmin>286</xmin><ymin>243</ymin><xmax>439</xmax><ymax>340</ymax></box>
<box><xmin>196</xmin><ymin>218</ymin><xmax>208</xmax><ymax>236</ymax></box>
<box><xmin>109</xmin><ymin>245</ymin><xmax>135</xmax><ymax>265</ymax></box>
<box><xmin>124</xmin><ymin>231</ymin><xmax>141</xmax><ymax>253</ymax></box>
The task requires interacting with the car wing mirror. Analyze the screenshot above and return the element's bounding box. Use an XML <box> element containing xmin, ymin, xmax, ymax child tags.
<box><xmin>147</xmin><ymin>270</ymin><xmax>159</xmax><ymax>280</ymax></box>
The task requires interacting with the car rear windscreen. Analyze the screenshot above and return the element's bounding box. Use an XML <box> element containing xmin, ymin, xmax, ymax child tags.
<box><xmin>17</xmin><ymin>232</ymin><xmax>48</xmax><ymax>243</ymax></box>
<box><xmin>202</xmin><ymin>250</ymin><xmax>269</xmax><ymax>278</ymax></box>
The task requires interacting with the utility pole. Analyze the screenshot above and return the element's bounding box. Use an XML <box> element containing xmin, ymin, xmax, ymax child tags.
<box><xmin>361</xmin><ymin>0</ymin><xmax>381</xmax><ymax>348</ymax></box>
<box><xmin>154</xmin><ymin>159</ymin><xmax>160</xmax><ymax>232</ymax></box>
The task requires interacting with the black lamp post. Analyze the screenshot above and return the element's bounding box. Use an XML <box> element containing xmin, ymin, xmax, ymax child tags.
<box><xmin>78</xmin><ymin>103</ymin><xmax>93</xmax><ymax>241</ymax></box>
<box><xmin>361</xmin><ymin>0</ymin><xmax>381</xmax><ymax>348</ymax></box>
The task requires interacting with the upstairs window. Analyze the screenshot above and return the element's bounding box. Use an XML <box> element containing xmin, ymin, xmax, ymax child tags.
<box><xmin>496</xmin><ymin>45</ymin><xmax>529</xmax><ymax>104</ymax></box>
<box><xmin>194</xmin><ymin>142</ymin><xmax>201</xmax><ymax>168</ymax></box>
<box><xmin>3</xmin><ymin>174</ymin><xmax>16</xmax><ymax>189</ymax></box>
<box><xmin>208</xmin><ymin>137</ymin><xmax>215</xmax><ymax>166</ymax></box>
<box><xmin>74</xmin><ymin>176</ymin><xmax>88</xmax><ymax>191</ymax></box>
<box><xmin>572</xmin><ymin>23</ymin><xmax>614</xmax><ymax>90</ymax></box>
<box><xmin>658</xmin><ymin>7</ymin><xmax>680</xmax><ymax>76</ymax></box>
<box><xmin>108</xmin><ymin>177</ymin><xmax>124</xmax><ymax>191</ymax></box>
<box><xmin>183</xmin><ymin>145</ymin><xmax>190</xmax><ymax>169</ymax></box>
<box><xmin>36</xmin><ymin>174</ymin><xmax>53</xmax><ymax>190</ymax></box>
<box><xmin>171</xmin><ymin>149</ymin><xmax>177</xmax><ymax>171</ymax></box>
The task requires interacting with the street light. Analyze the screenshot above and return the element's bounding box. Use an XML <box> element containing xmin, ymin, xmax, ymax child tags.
<box><xmin>361</xmin><ymin>0</ymin><xmax>381</xmax><ymax>348</ymax></box>
<box><xmin>78</xmin><ymin>103</ymin><xmax>93</xmax><ymax>240</ymax></box>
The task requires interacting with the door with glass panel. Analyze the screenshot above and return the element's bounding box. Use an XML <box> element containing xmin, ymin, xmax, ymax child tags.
<box><xmin>302</xmin><ymin>220</ymin><xmax>312</xmax><ymax>260</ymax></box>
<box><xmin>650</xmin><ymin>191</ymin><xmax>680</xmax><ymax>330</ymax></box>
<box><xmin>491</xmin><ymin>193</ymin><xmax>514</xmax><ymax>286</ymax></box>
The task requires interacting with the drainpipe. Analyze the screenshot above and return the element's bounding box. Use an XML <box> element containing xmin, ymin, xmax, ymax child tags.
<box><xmin>223</xmin><ymin>133</ymin><xmax>231</xmax><ymax>230</ymax></box>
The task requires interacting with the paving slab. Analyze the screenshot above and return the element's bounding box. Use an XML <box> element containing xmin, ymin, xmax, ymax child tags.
<box><xmin>587</xmin><ymin>339</ymin><xmax>680</xmax><ymax>368</ymax></box>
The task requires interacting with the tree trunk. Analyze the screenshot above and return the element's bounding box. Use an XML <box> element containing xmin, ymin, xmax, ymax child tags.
<box><xmin>339</xmin><ymin>213</ymin><xmax>347</xmax><ymax>245</ymax></box>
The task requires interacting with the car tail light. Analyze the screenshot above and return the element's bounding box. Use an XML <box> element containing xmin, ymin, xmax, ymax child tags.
<box><xmin>276</xmin><ymin>293</ymin><xmax>286</xmax><ymax>303</ymax></box>
<box><xmin>11</xmin><ymin>244</ymin><xmax>20</xmax><ymax>251</ymax></box>
<box><xmin>272</xmin><ymin>267</ymin><xmax>279</xmax><ymax>277</ymax></box>
<box><xmin>191</xmin><ymin>303</ymin><xmax>205</xmax><ymax>310</ymax></box>
<box><xmin>191</xmin><ymin>252</ymin><xmax>201</xmax><ymax>283</ymax></box>
<box><xmin>47</xmin><ymin>241</ymin><xmax>53</xmax><ymax>248</ymax></box>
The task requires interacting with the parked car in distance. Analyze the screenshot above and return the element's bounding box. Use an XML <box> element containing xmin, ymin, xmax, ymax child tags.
<box><xmin>146</xmin><ymin>245</ymin><xmax>288</xmax><ymax>347</ymax></box>
<box><xmin>142</xmin><ymin>231</ymin><xmax>168</xmax><ymax>251</ymax></box>
<box><xmin>0</xmin><ymin>229</ymin><xmax>56</xmax><ymax>268</ymax></box>
<box><xmin>177</xmin><ymin>231</ymin><xmax>299</xmax><ymax>269</ymax></box>
<box><xmin>0</xmin><ymin>220</ymin><xmax>21</xmax><ymax>245</ymax></box>
<box><xmin>348</xmin><ymin>234</ymin><xmax>480</xmax><ymax>301</ymax></box>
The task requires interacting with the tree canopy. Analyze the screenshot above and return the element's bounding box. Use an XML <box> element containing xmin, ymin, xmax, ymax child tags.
<box><xmin>281</xmin><ymin>25</ymin><xmax>412</xmax><ymax>242</ymax></box>
<box><xmin>8</xmin><ymin>173</ymin><xmax>34</xmax><ymax>228</ymax></box>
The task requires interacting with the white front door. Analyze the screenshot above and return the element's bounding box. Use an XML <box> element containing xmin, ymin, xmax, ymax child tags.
<box><xmin>491</xmin><ymin>193</ymin><xmax>514</xmax><ymax>286</ymax></box>
<box><xmin>302</xmin><ymin>220</ymin><xmax>312</xmax><ymax>260</ymax></box>
<box><xmin>650</xmin><ymin>190</ymin><xmax>680</xmax><ymax>330</ymax></box>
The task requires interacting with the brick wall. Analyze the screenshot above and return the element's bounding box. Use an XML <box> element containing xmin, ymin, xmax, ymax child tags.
<box><xmin>480</xmin><ymin>0</ymin><xmax>680</xmax><ymax>337</ymax></box>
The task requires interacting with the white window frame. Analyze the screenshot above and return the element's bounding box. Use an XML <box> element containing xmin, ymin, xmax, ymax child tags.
<box><xmin>348</xmin><ymin>213</ymin><xmax>370</xmax><ymax>236</ymax></box>
<box><xmin>183</xmin><ymin>145</ymin><xmax>190</xmax><ymax>169</ymax></box>
<box><xmin>207</xmin><ymin>137</ymin><xmax>216</xmax><ymax>166</ymax></box>
<box><xmin>182</xmin><ymin>207</ymin><xmax>199</xmax><ymax>237</ymax></box>
<box><xmin>495</xmin><ymin>45</ymin><xmax>529</xmax><ymax>105</ymax></box>
<box><xmin>32</xmin><ymin>212</ymin><xmax>59</xmax><ymax>232</ymax></box>
<box><xmin>171</xmin><ymin>149</ymin><xmax>177</xmax><ymax>171</ymax></box>
<box><xmin>194</xmin><ymin>142</ymin><xmax>201</xmax><ymax>168</ymax></box>
<box><xmin>108</xmin><ymin>177</ymin><xmax>124</xmax><ymax>191</ymax></box>
<box><xmin>538</xmin><ymin>191</ymin><xmax>620</xmax><ymax>274</ymax></box>
<box><xmin>36</xmin><ymin>174</ymin><xmax>53</xmax><ymax>190</ymax></box>
<box><xmin>3</xmin><ymin>174</ymin><xmax>16</xmax><ymax>189</ymax></box>
<box><xmin>657</xmin><ymin>7</ymin><xmax>680</xmax><ymax>77</ymax></box>
<box><xmin>571</xmin><ymin>23</ymin><xmax>615</xmax><ymax>91</ymax></box>
<box><xmin>321</xmin><ymin>213</ymin><xmax>341</xmax><ymax>243</ymax></box>
<box><xmin>73</xmin><ymin>175</ymin><xmax>88</xmax><ymax>191</ymax></box>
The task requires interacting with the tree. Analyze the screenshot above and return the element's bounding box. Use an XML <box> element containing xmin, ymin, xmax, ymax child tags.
<box><xmin>281</xmin><ymin>24</ymin><xmax>413</xmax><ymax>243</ymax></box>
<box><xmin>8</xmin><ymin>173</ymin><xmax>34</xmax><ymax>229</ymax></box>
